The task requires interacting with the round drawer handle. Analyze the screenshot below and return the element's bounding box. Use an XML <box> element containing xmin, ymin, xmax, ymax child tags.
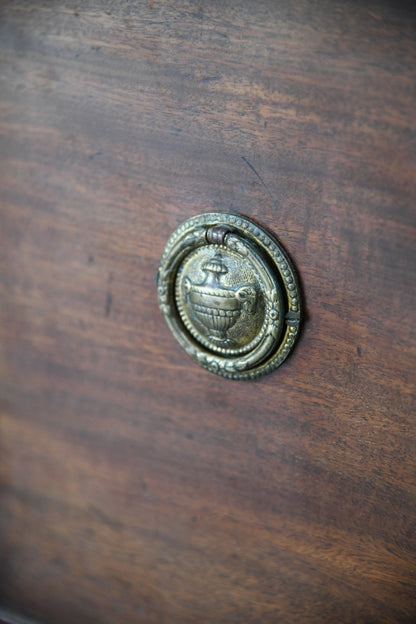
<box><xmin>157</xmin><ymin>212</ymin><xmax>302</xmax><ymax>380</ymax></box>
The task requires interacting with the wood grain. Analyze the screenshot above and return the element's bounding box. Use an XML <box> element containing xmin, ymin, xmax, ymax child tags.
<box><xmin>0</xmin><ymin>1</ymin><xmax>415</xmax><ymax>623</ymax></box>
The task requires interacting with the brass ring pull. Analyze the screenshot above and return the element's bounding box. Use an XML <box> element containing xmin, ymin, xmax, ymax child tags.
<box><xmin>157</xmin><ymin>212</ymin><xmax>302</xmax><ymax>380</ymax></box>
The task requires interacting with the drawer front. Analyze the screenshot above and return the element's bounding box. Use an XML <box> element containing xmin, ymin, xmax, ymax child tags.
<box><xmin>0</xmin><ymin>2</ymin><xmax>415</xmax><ymax>623</ymax></box>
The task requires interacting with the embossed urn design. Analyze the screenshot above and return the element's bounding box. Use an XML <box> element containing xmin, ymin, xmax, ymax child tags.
<box><xmin>182</xmin><ymin>251</ymin><xmax>256</xmax><ymax>344</ymax></box>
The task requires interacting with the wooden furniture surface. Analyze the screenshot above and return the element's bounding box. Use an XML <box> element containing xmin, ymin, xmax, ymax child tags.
<box><xmin>0</xmin><ymin>1</ymin><xmax>415</xmax><ymax>623</ymax></box>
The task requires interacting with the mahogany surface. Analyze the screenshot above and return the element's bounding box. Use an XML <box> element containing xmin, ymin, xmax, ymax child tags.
<box><xmin>0</xmin><ymin>1</ymin><xmax>415</xmax><ymax>623</ymax></box>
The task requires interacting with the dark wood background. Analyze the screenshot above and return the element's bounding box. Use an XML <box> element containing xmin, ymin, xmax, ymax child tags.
<box><xmin>1</xmin><ymin>1</ymin><xmax>415</xmax><ymax>623</ymax></box>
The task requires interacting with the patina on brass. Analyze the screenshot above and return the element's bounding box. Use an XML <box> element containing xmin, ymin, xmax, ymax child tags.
<box><xmin>157</xmin><ymin>212</ymin><xmax>302</xmax><ymax>380</ymax></box>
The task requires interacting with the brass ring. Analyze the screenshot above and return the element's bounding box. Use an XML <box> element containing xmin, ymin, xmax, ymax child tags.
<box><xmin>157</xmin><ymin>212</ymin><xmax>302</xmax><ymax>380</ymax></box>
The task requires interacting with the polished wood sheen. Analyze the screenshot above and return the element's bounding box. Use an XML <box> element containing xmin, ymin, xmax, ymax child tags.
<box><xmin>0</xmin><ymin>1</ymin><xmax>415</xmax><ymax>623</ymax></box>
<box><xmin>0</xmin><ymin>607</ymin><xmax>41</xmax><ymax>624</ymax></box>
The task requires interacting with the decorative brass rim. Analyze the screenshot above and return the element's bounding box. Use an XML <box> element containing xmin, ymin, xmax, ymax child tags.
<box><xmin>157</xmin><ymin>212</ymin><xmax>302</xmax><ymax>380</ymax></box>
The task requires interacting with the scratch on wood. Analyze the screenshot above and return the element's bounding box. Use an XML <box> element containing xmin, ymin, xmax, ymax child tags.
<box><xmin>202</xmin><ymin>76</ymin><xmax>221</xmax><ymax>83</ymax></box>
<box><xmin>241</xmin><ymin>156</ymin><xmax>278</xmax><ymax>210</ymax></box>
<box><xmin>105</xmin><ymin>290</ymin><xmax>113</xmax><ymax>317</ymax></box>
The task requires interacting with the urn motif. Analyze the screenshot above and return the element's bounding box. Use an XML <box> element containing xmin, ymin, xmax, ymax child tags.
<box><xmin>183</xmin><ymin>252</ymin><xmax>256</xmax><ymax>344</ymax></box>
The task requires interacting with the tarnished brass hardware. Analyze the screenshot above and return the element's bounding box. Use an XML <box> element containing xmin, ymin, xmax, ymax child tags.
<box><xmin>157</xmin><ymin>213</ymin><xmax>302</xmax><ymax>380</ymax></box>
